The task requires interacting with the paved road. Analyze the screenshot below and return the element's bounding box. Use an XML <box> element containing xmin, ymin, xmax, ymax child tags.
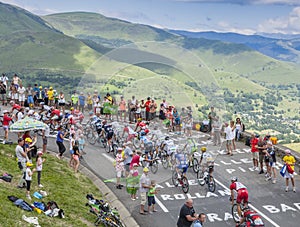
<box><xmin>4</xmin><ymin>119</ymin><xmax>300</xmax><ymax>227</ymax></box>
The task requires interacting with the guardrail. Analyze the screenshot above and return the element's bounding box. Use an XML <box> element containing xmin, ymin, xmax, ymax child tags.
<box><xmin>241</xmin><ymin>131</ymin><xmax>300</xmax><ymax>174</ymax></box>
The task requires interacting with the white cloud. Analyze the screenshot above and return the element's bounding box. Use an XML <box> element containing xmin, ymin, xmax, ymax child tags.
<box><xmin>258</xmin><ymin>6</ymin><xmax>300</xmax><ymax>33</ymax></box>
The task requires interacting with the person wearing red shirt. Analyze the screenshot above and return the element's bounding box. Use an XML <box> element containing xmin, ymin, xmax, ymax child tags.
<box><xmin>145</xmin><ymin>97</ymin><xmax>151</xmax><ymax>121</ymax></box>
<box><xmin>130</xmin><ymin>150</ymin><xmax>142</xmax><ymax>169</ymax></box>
<box><xmin>250</xmin><ymin>134</ymin><xmax>259</xmax><ymax>171</ymax></box>
<box><xmin>2</xmin><ymin>110</ymin><xmax>12</xmax><ymax>143</ymax></box>
<box><xmin>230</xmin><ymin>177</ymin><xmax>249</xmax><ymax>222</ymax></box>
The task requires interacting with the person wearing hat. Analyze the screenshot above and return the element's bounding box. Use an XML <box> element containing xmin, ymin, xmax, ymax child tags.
<box><xmin>86</xmin><ymin>92</ymin><xmax>93</xmax><ymax>111</ymax></box>
<box><xmin>23</xmin><ymin>133</ymin><xmax>37</xmax><ymax>159</ymax></box>
<box><xmin>78</xmin><ymin>92</ymin><xmax>86</xmax><ymax>113</ymax></box>
<box><xmin>139</xmin><ymin>167</ymin><xmax>151</xmax><ymax>214</ymax></box>
<box><xmin>25</xmin><ymin>161</ymin><xmax>36</xmax><ymax>200</ymax></box>
<box><xmin>47</xmin><ymin>86</ymin><xmax>54</xmax><ymax>106</ymax></box>
<box><xmin>15</xmin><ymin>138</ymin><xmax>27</xmax><ymax>188</ymax></box>
<box><xmin>129</xmin><ymin>163</ymin><xmax>139</xmax><ymax>200</ymax></box>
<box><xmin>36</xmin><ymin>151</ymin><xmax>45</xmax><ymax>188</ymax></box>
<box><xmin>123</xmin><ymin>141</ymin><xmax>133</xmax><ymax>177</ymax></box>
<box><xmin>283</xmin><ymin>149</ymin><xmax>296</xmax><ymax>192</ymax></box>
<box><xmin>2</xmin><ymin>110</ymin><xmax>12</xmax><ymax>144</ymax></box>
<box><xmin>115</xmin><ymin>147</ymin><xmax>125</xmax><ymax>189</ymax></box>
<box><xmin>36</xmin><ymin>86</ymin><xmax>45</xmax><ymax>106</ymax></box>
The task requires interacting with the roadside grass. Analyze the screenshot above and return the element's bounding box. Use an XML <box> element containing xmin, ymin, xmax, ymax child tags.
<box><xmin>0</xmin><ymin>144</ymin><xmax>102</xmax><ymax>227</ymax></box>
<box><xmin>284</xmin><ymin>143</ymin><xmax>300</xmax><ymax>153</ymax></box>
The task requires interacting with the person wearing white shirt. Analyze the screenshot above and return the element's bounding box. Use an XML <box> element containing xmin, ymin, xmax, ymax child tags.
<box><xmin>17</xmin><ymin>84</ymin><xmax>26</xmax><ymax>106</ymax></box>
<box><xmin>224</xmin><ymin>122</ymin><xmax>233</xmax><ymax>156</ymax></box>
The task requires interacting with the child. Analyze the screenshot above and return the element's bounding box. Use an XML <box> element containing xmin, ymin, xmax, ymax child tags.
<box><xmin>129</xmin><ymin>163</ymin><xmax>139</xmax><ymax>200</ymax></box>
<box><xmin>147</xmin><ymin>180</ymin><xmax>158</xmax><ymax>214</ymax></box>
<box><xmin>73</xmin><ymin>143</ymin><xmax>81</xmax><ymax>173</ymax></box>
<box><xmin>115</xmin><ymin>148</ymin><xmax>124</xmax><ymax>189</ymax></box>
<box><xmin>25</xmin><ymin>162</ymin><xmax>36</xmax><ymax>200</ymax></box>
<box><xmin>78</xmin><ymin>134</ymin><xmax>85</xmax><ymax>154</ymax></box>
<box><xmin>36</xmin><ymin>151</ymin><xmax>45</xmax><ymax>188</ymax></box>
<box><xmin>283</xmin><ymin>149</ymin><xmax>296</xmax><ymax>192</ymax></box>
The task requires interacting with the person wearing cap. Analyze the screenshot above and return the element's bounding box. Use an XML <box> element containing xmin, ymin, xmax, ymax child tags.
<box><xmin>47</xmin><ymin>86</ymin><xmax>54</xmax><ymax>106</ymax></box>
<box><xmin>78</xmin><ymin>92</ymin><xmax>86</xmax><ymax>113</ymax></box>
<box><xmin>283</xmin><ymin>149</ymin><xmax>296</xmax><ymax>192</ymax></box>
<box><xmin>115</xmin><ymin>147</ymin><xmax>125</xmax><ymax>189</ymax></box>
<box><xmin>2</xmin><ymin>110</ymin><xmax>13</xmax><ymax>144</ymax></box>
<box><xmin>139</xmin><ymin>167</ymin><xmax>151</xmax><ymax>214</ymax></box>
<box><xmin>15</xmin><ymin>138</ymin><xmax>27</xmax><ymax>188</ymax></box>
<box><xmin>123</xmin><ymin>142</ymin><xmax>133</xmax><ymax>177</ymax></box>
<box><xmin>86</xmin><ymin>92</ymin><xmax>93</xmax><ymax>111</ymax></box>
<box><xmin>36</xmin><ymin>86</ymin><xmax>45</xmax><ymax>106</ymax></box>
<box><xmin>24</xmin><ymin>135</ymin><xmax>37</xmax><ymax>160</ymax></box>
<box><xmin>25</xmin><ymin>161</ymin><xmax>36</xmax><ymax>200</ymax></box>
<box><xmin>36</xmin><ymin>151</ymin><xmax>45</xmax><ymax>188</ymax></box>
<box><xmin>129</xmin><ymin>163</ymin><xmax>139</xmax><ymax>200</ymax></box>
<box><xmin>118</xmin><ymin>95</ymin><xmax>127</xmax><ymax>122</ymax></box>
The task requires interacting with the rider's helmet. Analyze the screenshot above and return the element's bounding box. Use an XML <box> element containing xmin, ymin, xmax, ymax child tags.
<box><xmin>231</xmin><ymin>176</ymin><xmax>238</xmax><ymax>182</ymax></box>
<box><xmin>70</xmin><ymin>107</ymin><xmax>74</xmax><ymax>111</ymax></box>
<box><xmin>137</xmin><ymin>118</ymin><xmax>142</xmax><ymax>122</ymax></box>
<box><xmin>201</xmin><ymin>147</ymin><xmax>207</xmax><ymax>152</ymax></box>
<box><xmin>165</xmin><ymin>136</ymin><xmax>170</xmax><ymax>140</ymax></box>
<box><xmin>89</xmin><ymin>111</ymin><xmax>94</xmax><ymax>116</ymax></box>
<box><xmin>102</xmin><ymin>120</ymin><xmax>107</xmax><ymax>125</ymax></box>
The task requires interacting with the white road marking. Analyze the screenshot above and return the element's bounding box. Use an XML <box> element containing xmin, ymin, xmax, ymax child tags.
<box><xmin>155</xmin><ymin>196</ymin><xmax>169</xmax><ymax>213</ymax></box>
<box><xmin>102</xmin><ymin>153</ymin><xmax>115</xmax><ymax>163</ymax></box>
<box><xmin>214</xmin><ymin>179</ymin><xmax>280</xmax><ymax>227</ymax></box>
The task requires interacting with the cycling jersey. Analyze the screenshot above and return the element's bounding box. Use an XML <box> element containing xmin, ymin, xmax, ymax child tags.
<box><xmin>230</xmin><ymin>182</ymin><xmax>248</xmax><ymax>204</ymax></box>
<box><xmin>175</xmin><ymin>153</ymin><xmax>188</xmax><ymax>173</ymax></box>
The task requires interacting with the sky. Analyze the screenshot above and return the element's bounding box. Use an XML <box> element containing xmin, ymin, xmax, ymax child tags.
<box><xmin>1</xmin><ymin>0</ymin><xmax>300</xmax><ymax>35</ymax></box>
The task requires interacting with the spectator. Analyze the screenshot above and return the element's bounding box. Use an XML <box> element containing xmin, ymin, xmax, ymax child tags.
<box><xmin>128</xmin><ymin>163</ymin><xmax>139</xmax><ymax>200</ymax></box>
<box><xmin>135</xmin><ymin>100</ymin><xmax>141</xmax><ymax>120</ymax></box>
<box><xmin>17</xmin><ymin>84</ymin><xmax>26</xmax><ymax>106</ymax></box>
<box><xmin>78</xmin><ymin>134</ymin><xmax>85</xmax><ymax>154</ymax></box>
<box><xmin>139</xmin><ymin>167</ymin><xmax>151</xmax><ymax>215</ymax></box>
<box><xmin>86</xmin><ymin>92</ymin><xmax>93</xmax><ymax>111</ymax></box>
<box><xmin>42</xmin><ymin>125</ymin><xmax>50</xmax><ymax>153</ymax></box>
<box><xmin>78</xmin><ymin>92</ymin><xmax>86</xmax><ymax>113</ymax></box>
<box><xmin>130</xmin><ymin>150</ymin><xmax>141</xmax><ymax>169</ymax></box>
<box><xmin>283</xmin><ymin>149</ymin><xmax>296</xmax><ymax>192</ymax></box>
<box><xmin>145</xmin><ymin>97</ymin><xmax>151</xmax><ymax>121</ymax></box>
<box><xmin>33</xmin><ymin>84</ymin><xmax>39</xmax><ymax>105</ymax></box>
<box><xmin>58</xmin><ymin>91</ymin><xmax>66</xmax><ymax>113</ymax></box>
<box><xmin>129</xmin><ymin>96</ymin><xmax>136</xmax><ymax>123</ymax></box>
<box><xmin>0</xmin><ymin>81</ymin><xmax>7</xmax><ymax>105</ymax></box>
<box><xmin>1</xmin><ymin>73</ymin><xmax>9</xmax><ymax>88</ymax></box>
<box><xmin>123</xmin><ymin>142</ymin><xmax>133</xmax><ymax>177</ymax></box>
<box><xmin>140</xmin><ymin>99</ymin><xmax>146</xmax><ymax>120</ymax></box>
<box><xmin>25</xmin><ymin>161</ymin><xmax>36</xmax><ymax>200</ymax></box>
<box><xmin>149</xmin><ymin>99</ymin><xmax>157</xmax><ymax>121</ymax></box>
<box><xmin>208</xmin><ymin>106</ymin><xmax>217</xmax><ymax>134</ymax></box>
<box><xmin>12</xmin><ymin>74</ymin><xmax>21</xmax><ymax>88</ymax></box>
<box><xmin>235</xmin><ymin>118</ymin><xmax>244</xmax><ymax>141</ymax></box>
<box><xmin>36</xmin><ymin>151</ymin><xmax>45</xmax><ymax>188</ymax></box>
<box><xmin>173</xmin><ymin>108</ymin><xmax>181</xmax><ymax>133</ymax></box>
<box><xmin>26</xmin><ymin>84</ymin><xmax>34</xmax><ymax>108</ymax></box>
<box><xmin>185</xmin><ymin>113</ymin><xmax>193</xmax><ymax>137</ymax></box>
<box><xmin>118</xmin><ymin>96</ymin><xmax>126</xmax><ymax>122</ymax></box>
<box><xmin>194</xmin><ymin>213</ymin><xmax>206</xmax><ymax>227</ymax></box>
<box><xmin>47</xmin><ymin>87</ymin><xmax>54</xmax><ymax>106</ymax></box>
<box><xmin>44</xmin><ymin>87</ymin><xmax>49</xmax><ymax>105</ymax></box>
<box><xmin>71</xmin><ymin>91</ymin><xmax>79</xmax><ymax>109</ymax></box>
<box><xmin>16</xmin><ymin>138</ymin><xmax>27</xmax><ymax>188</ymax></box>
<box><xmin>147</xmin><ymin>180</ymin><xmax>158</xmax><ymax>214</ymax></box>
<box><xmin>224</xmin><ymin>122</ymin><xmax>233</xmax><ymax>156</ymax></box>
<box><xmin>115</xmin><ymin>147</ymin><xmax>125</xmax><ymax>189</ymax></box>
<box><xmin>177</xmin><ymin>199</ymin><xmax>198</xmax><ymax>227</ymax></box>
<box><xmin>230</xmin><ymin>120</ymin><xmax>236</xmax><ymax>151</ymax></box>
<box><xmin>212</xmin><ymin>116</ymin><xmax>221</xmax><ymax>146</ymax></box>
<box><xmin>158</xmin><ymin>104</ymin><xmax>166</xmax><ymax>120</ymax></box>
<box><xmin>2</xmin><ymin>110</ymin><xmax>13</xmax><ymax>144</ymax></box>
<box><xmin>36</xmin><ymin>86</ymin><xmax>45</xmax><ymax>105</ymax></box>
<box><xmin>73</xmin><ymin>142</ymin><xmax>81</xmax><ymax>173</ymax></box>
<box><xmin>56</xmin><ymin>127</ymin><xmax>66</xmax><ymax>159</ymax></box>
<box><xmin>10</xmin><ymin>81</ymin><xmax>18</xmax><ymax>103</ymax></box>
<box><xmin>250</xmin><ymin>134</ymin><xmax>259</xmax><ymax>171</ymax></box>
<box><xmin>265</xmin><ymin>141</ymin><xmax>276</xmax><ymax>182</ymax></box>
<box><xmin>256</xmin><ymin>136</ymin><xmax>266</xmax><ymax>174</ymax></box>
<box><xmin>267</xmin><ymin>141</ymin><xmax>277</xmax><ymax>184</ymax></box>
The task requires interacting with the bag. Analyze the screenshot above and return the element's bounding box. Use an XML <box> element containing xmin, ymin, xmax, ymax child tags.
<box><xmin>0</xmin><ymin>173</ymin><xmax>13</xmax><ymax>182</ymax></box>
<box><xmin>8</xmin><ymin>195</ymin><xmax>18</xmax><ymax>202</ymax></box>
<box><xmin>33</xmin><ymin>191</ymin><xmax>43</xmax><ymax>199</ymax></box>
<box><xmin>245</xmin><ymin>137</ymin><xmax>251</xmax><ymax>147</ymax></box>
<box><xmin>287</xmin><ymin>164</ymin><xmax>294</xmax><ymax>174</ymax></box>
<box><xmin>14</xmin><ymin>199</ymin><xmax>33</xmax><ymax>211</ymax></box>
<box><xmin>46</xmin><ymin>201</ymin><xmax>59</xmax><ymax>211</ymax></box>
<box><xmin>280</xmin><ymin>164</ymin><xmax>287</xmax><ymax>177</ymax></box>
<box><xmin>246</xmin><ymin>213</ymin><xmax>264</xmax><ymax>226</ymax></box>
<box><xmin>33</xmin><ymin>202</ymin><xmax>46</xmax><ymax>211</ymax></box>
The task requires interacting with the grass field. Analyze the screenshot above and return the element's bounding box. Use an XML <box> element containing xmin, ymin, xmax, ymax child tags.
<box><xmin>0</xmin><ymin>145</ymin><xmax>102</xmax><ymax>227</ymax></box>
<box><xmin>284</xmin><ymin>143</ymin><xmax>300</xmax><ymax>153</ymax></box>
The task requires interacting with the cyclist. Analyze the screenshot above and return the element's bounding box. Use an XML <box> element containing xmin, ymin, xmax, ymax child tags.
<box><xmin>182</xmin><ymin>138</ymin><xmax>198</xmax><ymax>167</ymax></box>
<box><xmin>198</xmin><ymin>147</ymin><xmax>214</xmax><ymax>175</ymax></box>
<box><xmin>230</xmin><ymin>177</ymin><xmax>249</xmax><ymax>223</ymax></box>
<box><xmin>134</xmin><ymin>118</ymin><xmax>150</xmax><ymax>138</ymax></box>
<box><xmin>236</xmin><ymin>207</ymin><xmax>265</xmax><ymax>227</ymax></box>
<box><xmin>101</xmin><ymin>120</ymin><xmax>114</xmax><ymax>151</ymax></box>
<box><xmin>174</xmin><ymin>151</ymin><xmax>189</xmax><ymax>178</ymax></box>
<box><xmin>160</xmin><ymin>136</ymin><xmax>177</xmax><ymax>165</ymax></box>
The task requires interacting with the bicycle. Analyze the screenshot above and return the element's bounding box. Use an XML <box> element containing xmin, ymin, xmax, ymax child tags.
<box><xmin>141</xmin><ymin>150</ymin><xmax>159</xmax><ymax>174</ymax></box>
<box><xmin>171</xmin><ymin>169</ymin><xmax>189</xmax><ymax>194</ymax></box>
<box><xmin>231</xmin><ymin>198</ymin><xmax>249</xmax><ymax>223</ymax></box>
<box><xmin>197</xmin><ymin>163</ymin><xmax>216</xmax><ymax>192</ymax></box>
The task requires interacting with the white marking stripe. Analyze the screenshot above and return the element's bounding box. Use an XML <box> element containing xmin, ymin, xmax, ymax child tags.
<box><xmin>155</xmin><ymin>196</ymin><xmax>169</xmax><ymax>212</ymax></box>
<box><xmin>102</xmin><ymin>153</ymin><xmax>115</xmax><ymax>163</ymax></box>
<box><xmin>214</xmin><ymin>179</ymin><xmax>280</xmax><ymax>227</ymax></box>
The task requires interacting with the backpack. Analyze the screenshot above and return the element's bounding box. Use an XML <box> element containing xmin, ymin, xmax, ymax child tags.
<box><xmin>46</xmin><ymin>201</ymin><xmax>59</xmax><ymax>211</ymax></box>
<box><xmin>245</xmin><ymin>137</ymin><xmax>251</xmax><ymax>147</ymax></box>
<box><xmin>245</xmin><ymin>212</ymin><xmax>264</xmax><ymax>226</ymax></box>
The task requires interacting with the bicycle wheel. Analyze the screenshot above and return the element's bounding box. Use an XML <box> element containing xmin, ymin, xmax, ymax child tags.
<box><xmin>150</xmin><ymin>160</ymin><xmax>159</xmax><ymax>174</ymax></box>
<box><xmin>192</xmin><ymin>158</ymin><xmax>199</xmax><ymax>173</ymax></box>
<box><xmin>133</xmin><ymin>137</ymin><xmax>141</xmax><ymax>148</ymax></box>
<box><xmin>231</xmin><ymin>203</ymin><xmax>240</xmax><ymax>223</ymax></box>
<box><xmin>181</xmin><ymin>176</ymin><xmax>189</xmax><ymax>194</ymax></box>
<box><xmin>207</xmin><ymin>176</ymin><xmax>216</xmax><ymax>192</ymax></box>
<box><xmin>172</xmin><ymin>171</ymin><xmax>179</xmax><ymax>187</ymax></box>
<box><xmin>161</xmin><ymin>155</ymin><xmax>169</xmax><ymax>169</ymax></box>
<box><xmin>86</xmin><ymin>131</ymin><xmax>97</xmax><ymax>145</ymax></box>
<box><xmin>141</xmin><ymin>154</ymin><xmax>147</xmax><ymax>167</ymax></box>
<box><xmin>112</xmin><ymin>144</ymin><xmax>118</xmax><ymax>157</ymax></box>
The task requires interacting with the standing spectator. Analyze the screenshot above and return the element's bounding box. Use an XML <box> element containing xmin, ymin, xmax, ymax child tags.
<box><xmin>129</xmin><ymin>163</ymin><xmax>139</xmax><ymax>200</ymax></box>
<box><xmin>10</xmin><ymin>82</ymin><xmax>18</xmax><ymax>103</ymax></box>
<box><xmin>0</xmin><ymin>81</ymin><xmax>7</xmax><ymax>105</ymax></box>
<box><xmin>36</xmin><ymin>86</ymin><xmax>45</xmax><ymax>105</ymax></box>
<box><xmin>17</xmin><ymin>84</ymin><xmax>26</xmax><ymax>106</ymax></box>
<box><xmin>47</xmin><ymin>87</ymin><xmax>54</xmax><ymax>106</ymax></box>
<box><xmin>94</xmin><ymin>99</ymin><xmax>101</xmax><ymax>117</ymax></box>
<box><xmin>12</xmin><ymin>74</ymin><xmax>21</xmax><ymax>88</ymax></box>
<box><xmin>68</xmin><ymin>133</ymin><xmax>76</xmax><ymax>167</ymax></box>
<box><xmin>16</xmin><ymin>138</ymin><xmax>27</xmax><ymax>188</ymax></box>
<box><xmin>224</xmin><ymin>122</ymin><xmax>233</xmax><ymax>156</ymax></box>
<box><xmin>158</xmin><ymin>104</ymin><xmax>166</xmax><ymax>120</ymax></box>
<box><xmin>250</xmin><ymin>134</ymin><xmax>259</xmax><ymax>171</ymax></box>
<box><xmin>267</xmin><ymin>141</ymin><xmax>277</xmax><ymax>184</ymax></box>
<box><xmin>44</xmin><ymin>87</ymin><xmax>49</xmax><ymax>105</ymax></box>
<box><xmin>123</xmin><ymin>142</ymin><xmax>133</xmax><ymax>177</ymax></box>
<box><xmin>208</xmin><ymin>106</ymin><xmax>217</xmax><ymax>134</ymax></box>
<box><xmin>235</xmin><ymin>118</ymin><xmax>244</xmax><ymax>141</ymax></box>
<box><xmin>212</xmin><ymin>116</ymin><xmax>221</xmax><ymax>146</ymax></box>
<box><xmin>145</xmin><ymin>97</ymin><xmax>151</xmax><ymax>121</ymax></box>
<box><xmin>265</xmin><ymin>141</ymin><xmax>276</xmax><ymax>182</ymax></box>
<box><xmin>1</xmin><ymin>73</ymin><xmax>9</xmax><ymax>88</ymax></box>
<box><xmin>71</xmin><ymin>91</ymin><xmax>79</xmax><ymax>109</ymax></box>
<box><xmin>73</xmin><ymin>142</ymin><xmax>81</xmax><ymax>173</ymax></box>
<box><xmin>283</xmin><ymin>149</ymin><xmax>296</xmax><ymax>192</ymax></box>
<box><xmin>36</xmin><ymin>151</ymin><xmax>45</xmax><ymax>188</ymax></box>
<box><xmin>130</xmin><ymin>150</ymin><xmax>141</xmax><ymax>169</ymax></box>
<box><xmin>165</xmin><ymin>106</ymin><xmax>174</xmax><ymax>132</ymax></box>
<box><xmin>230</xmin><ymin>120</ymin><xmax>236</xmax><ymax>151</ymax></box>
<box><xmin>56</xmin><ymin>127</ymin><xmax>66</xmax><ymax>159</ymax></box>
<box><xmin>185</xmin><ymin>113</ymin><xmax>193</xmax><ymax>137</ymax></box>
<box><xmin>129</xmin><ymin>96</ymin><xmax>136</xmax><ymax>123</ymax></box>
<box><xmin>2</xmin><ymin>110</ymin><xmax>12</xmax><ymax>144</ymax></box>
<box><xmin>177</xmin><ymin>199</ymin><xmax>198</xmax><ymax>227</ymax></box>
<box><xmin>149</xmin><ymin>99</ymin><xmax>157</xmax><ymax>121</ymax></box>
<box><xmin>118</xmin><ymin>96</ymin><xmax>126</xmax><ymax>122</ymax></box>
<box><xmin>161</xmin><ymin>98</ymin><xmax>168</xmax><ymax>108</ymax></box>
<box><xmin>26</xmin><ymin>84</ymin><xmax>34</xmax><ymax>108</ymax></box>
<box><xmin>86</xmin><ymin>92</ymin><xmax>93</xmax><ymax>111</ymax></box>
<box><xmin>147</xmin><ymin>180</ymin><xmax>158</xmax><ymax>214</ymax></box>
<box><xmin>42</xmin><ymin>125</ymin><xmax>50</xmax><ymax>153</ymax></box>
<box><xmin>58</xmin><ymin>91</ymin><xmax>66</xmax><ymax>113</ymax></box>
<box><xmin>115</xmin><ymin>147</ymin><xmax>125</xmax><ymax>189</ymax></box>
<box><xmin>33</xmin><ymin>84</ymin><xmax>39</xmax><ymax>105</ymax></box>
<box><xmin>140</xmin><ymin>99</ymin><xmax>145</xmax><ymax>120</ymax></box>
<box><xmin>135</xmin><ymin>100</ymin><xmax>141</xmax><ymax>120</ymax></box>
<box><xmin>78</xmin><ymin>92</ymin><xmax>86</xmax><ymax>113</ymax></box>
<box><xmin>256</xmin><ymin>136</ymin><xmax>266</xmax><ymax>174</ymax></box>
<box><xmin>173</xmin><ymin>108</ymin><xmax>181</xmax><ymax>133</ymax></box>
<box><xmin>78</xmin><ymin>134</ymin><xmax>85</xmax><ymax>154</ymax></box>
<box><xmin>25</xmin><ymin>161</ymin><xmax>36</xmax><ymax>200</ymax></box>
<box><xmin>194</xmin><ymin>213</ymin><xmax>206</xmax><ymax>227</ymax></box>
<box><xmin>139</xmin><ymin>167</ymin><xmax>151</xmax><ymax>215</ymax></box>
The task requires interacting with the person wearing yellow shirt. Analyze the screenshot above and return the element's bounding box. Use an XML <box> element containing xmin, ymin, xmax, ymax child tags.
<box><xmin>47</xmin><ymin>87</ymin><xmax>54</xmax><ymax>106</ymax></box>
<box><xmin>283</xmin><ymin>149</ymin><xmax>296</xmax><ymax>192</ymax></box>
